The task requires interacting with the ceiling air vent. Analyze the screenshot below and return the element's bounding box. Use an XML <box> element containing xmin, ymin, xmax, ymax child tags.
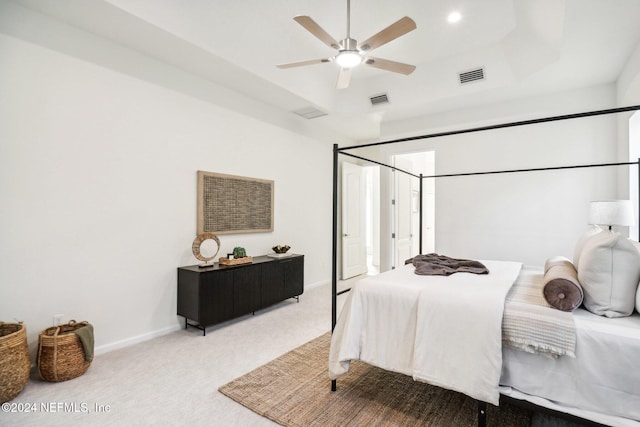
<box><xmin>293</xmin><ymin>106</ymin><xmax>327</xmax><ymax>119</ymax></box>
<box><xmin>370</xmin><ymin>93</ymin><xmax>390</xmax><ymax>106</ymax></box>
<box><xmin>458</xmin><ymin>67</ymin><xmax>485</xmax><ymax>84</ymax></box>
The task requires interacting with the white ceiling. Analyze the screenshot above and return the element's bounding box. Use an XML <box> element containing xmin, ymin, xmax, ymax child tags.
<box><xmin>13</xmin><ymin>0</ymin><xmax>640</xmax><ymax>142</ymax></box>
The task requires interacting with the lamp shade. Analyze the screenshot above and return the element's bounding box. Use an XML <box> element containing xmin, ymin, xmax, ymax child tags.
<box><xmin>588</xmin><ymin>200</ymin><xmax>635</xmax><ymax>227</ymax></box>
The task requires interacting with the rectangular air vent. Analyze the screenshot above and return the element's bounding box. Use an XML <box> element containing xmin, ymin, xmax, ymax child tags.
<box><xmin>370</xmin><ymin>93</ymin><xmax>390</xmax><ymax>106</ymax></box>
<box><xmin>293</xmin><ymin>107</ymin><xmax>327</xmax><ymax>119</ymax></box>
<box><xmin>459</xmin><ymin>67</ymin><xmax>485</xmax><ymax>84</ymax></box>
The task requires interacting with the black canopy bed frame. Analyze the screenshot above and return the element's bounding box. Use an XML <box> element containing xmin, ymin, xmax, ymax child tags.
<box><xmin>330</xmin><ymin>105</ymin><xmax>640</xmax><ymax>427</ymax></box>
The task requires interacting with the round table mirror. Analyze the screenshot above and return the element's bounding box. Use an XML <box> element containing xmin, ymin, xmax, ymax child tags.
<box><xmin>192</xmin><ymin>233</ymin><xmax>220</xmax><ymax>267</ymax></box>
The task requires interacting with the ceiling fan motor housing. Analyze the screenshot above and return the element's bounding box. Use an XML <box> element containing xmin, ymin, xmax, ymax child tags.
<box><xmin>340</xmin><ymin>37</ymin><xmax>358</xmax><ymax>51</ymax></box>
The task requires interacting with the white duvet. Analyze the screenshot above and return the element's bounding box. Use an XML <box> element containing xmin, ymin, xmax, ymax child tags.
<box><xmin>329</xmin><ymin>260</ymin><xmax>523</xmax><ymax>406</ymax></box>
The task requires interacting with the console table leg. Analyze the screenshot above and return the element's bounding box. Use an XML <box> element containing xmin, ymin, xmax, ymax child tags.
<box><xmin>185</xmin><ymin>320</ymin><xmax>206</xmax><ymax>336</ymax></box>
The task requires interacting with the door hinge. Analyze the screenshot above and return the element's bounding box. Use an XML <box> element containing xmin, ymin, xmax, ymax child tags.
<box><xmin>392</xmin><ymin>233</ymin><xmax>396</xmax><ymax>238</ymax></box>
<box><xmin>391</xmin><ymin>199</ymin><xmax>395</xmax><ymax>205</ymax></box>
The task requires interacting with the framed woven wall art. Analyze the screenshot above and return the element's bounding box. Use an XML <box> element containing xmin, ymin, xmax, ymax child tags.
<box><xmin>197</xmin><ymin>171</ymin><xmax>274</xmax><ymax>235</ymax></box>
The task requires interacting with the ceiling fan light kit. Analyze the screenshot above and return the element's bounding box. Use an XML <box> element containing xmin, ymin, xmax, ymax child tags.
<box><xmin>335</xmin><ymin>51</ymin><xmax>362</xmax><ymax>68</ymax></box>
<box><xmin>277</xmin><ymin>0</ymin><xmax>416</xmax><ymax>89</ymax></box>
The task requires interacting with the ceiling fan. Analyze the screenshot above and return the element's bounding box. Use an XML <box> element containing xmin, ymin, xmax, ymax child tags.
<box><xmin>277</xmin><ymin>0</ymin><xmax>417</xmax><ymax>89</ymax></box>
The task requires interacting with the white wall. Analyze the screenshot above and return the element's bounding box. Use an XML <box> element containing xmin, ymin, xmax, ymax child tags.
<box><xmin>618</xmin><ymin>39</ymin><xmax>640</xmax><ymax>239</ymax></box>
<box><xmin>630</xmin><ymin>113</ymin><xmax>640</xmax><ymax>241</ymax></box>
<box><xmin>0</xmin><ymin>24</ymin><xmax>332</xmax><ymax>352</ymax></box>
<box><xmin>374</xmin><ymin>85</ymin><xmax>621</xmax><ymax>267</ymax></box>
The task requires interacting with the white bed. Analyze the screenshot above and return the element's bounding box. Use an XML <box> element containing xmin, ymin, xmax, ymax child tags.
<box><xmin>329</xmin><ymin>262</ymin><xmax>640</xmax><ymax>426</ymax></box>
<box><xmin>501</xmin><ymin>308</ymin><xmax>640</xmax><ymax>426</ymax></box>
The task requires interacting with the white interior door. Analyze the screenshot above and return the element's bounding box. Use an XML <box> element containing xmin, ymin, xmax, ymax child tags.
<box><xmin>387</xmin><ymin>151</ymin><xmax>435</xmax><ymax>270</ymax></box>
<box><xmin>342</xmin><ymin>162</ymin><xmax>367</xmax><ymax>279</ymax></box>
<box><xmin>393</xmin><ymin>157</ymin><xmax>415</xmax><ymax>268</ymax></box>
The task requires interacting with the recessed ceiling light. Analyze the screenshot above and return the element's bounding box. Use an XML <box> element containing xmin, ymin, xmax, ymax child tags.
<box><xmin>447</xmin><ymin>11</ymin><xmax>462</xmax><ymax>23</ymax></box>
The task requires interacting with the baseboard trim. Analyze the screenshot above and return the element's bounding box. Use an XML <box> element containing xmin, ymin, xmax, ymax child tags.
<box><xmin>95</xmin><ymin>323</ymin><xmax>181</xmax><ymax>356</ymax></box>
<box><xmin>305</xmin><ymin>280</ymin><xmax>328</xmax><ymax>290</ymax></box>
<box><xmin>95</xmin><ymin>281</ymin><xmax>330</xmax><ymax>355</ymax></box>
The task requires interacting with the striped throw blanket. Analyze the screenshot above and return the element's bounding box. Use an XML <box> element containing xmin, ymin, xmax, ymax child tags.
<box><xmin>502</xmin><ymin>267</ymin><xmax>576</xmax><ymax>357</ymax></box>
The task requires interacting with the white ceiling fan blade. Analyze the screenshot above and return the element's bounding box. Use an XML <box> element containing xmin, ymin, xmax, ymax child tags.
<box><xmin>364</xmin><ymin>57</ymin><xmax>416</xmax><ymax>75</ymax></box>
<box><xmin>293</xmin><ymin>16</ymin><xmax>340</xmax><ymax>50</ymax></box>
<box><xmin>358</xmin><ymin>16</ymin><xmax>417</xmax><ymax>52</ymax></box>
<box><xmin>277</xmin><ymin>58</ymin><xmax>332</xmax><ymax>69</ymax></box>
<box><xmin>336</xmin><ymin>67</ymin><xmax>352</xmax><ymax>89</ymax></box>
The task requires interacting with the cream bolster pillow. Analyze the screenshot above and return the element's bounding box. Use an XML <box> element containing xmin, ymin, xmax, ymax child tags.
<box><xmin>577</xmin><ymin>231</ymin><xmax>640</xmax><ymax>318</ymax></box>
<box><xmin>543</xmin><ymin>256</ymin><xmax>583</xmax><ymax>312</ymax></box>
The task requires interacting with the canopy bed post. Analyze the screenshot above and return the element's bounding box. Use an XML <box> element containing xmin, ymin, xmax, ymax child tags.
<box><xmin>331</xmin><ymin>144</ymin><xmax>339</xmax><ymax>392</ymax></box>
<box><xmin>331</xmin><ymin>143</ymin><xmax>339</xmax><ymax>333</ymax></box>
<box><xmin>419</xmin><ymin>173</ymin><xmax>423</xmax><ymax>254</ymax></box>
<box><xmin>478</xmin><ymin>402</ymin><xmax>487</xmax><ymax>427</ymax></box>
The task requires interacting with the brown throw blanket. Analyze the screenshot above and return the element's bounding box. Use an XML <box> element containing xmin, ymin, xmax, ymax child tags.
<box><xmin>409</xmin><ymin>253</ymin><xmax>489</xmax><ymax>276</ymax></box>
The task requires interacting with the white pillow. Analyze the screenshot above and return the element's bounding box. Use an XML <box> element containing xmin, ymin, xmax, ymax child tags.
<box><xmin>573</xmin><ymin>225</ymin><xmax>602</xmax><ymax>271</ymax></box>
<box><xmin>629</xmin><ymin>240</ymin><xmax>640</xmax><ymax>314</ymax></box>
<box><xmin>632</xmin><ymin>240</ymin><xmax>640</xmax><ymax>314</ymax></box>
<box><xmin>577</xmin><ymin>230</ymin><xmax>640</xmax><ymax>317</ymax></box>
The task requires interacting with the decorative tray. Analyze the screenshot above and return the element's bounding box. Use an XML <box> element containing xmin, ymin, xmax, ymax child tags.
<box><xmin>267</xmin><ymin>253</ymin><xmax>293</xmax><ymax>258</ymax></box>
<box><xmin>219</xmin><ymin>256</ymin><xmax>253</xmax><ymax>266</ymax></box>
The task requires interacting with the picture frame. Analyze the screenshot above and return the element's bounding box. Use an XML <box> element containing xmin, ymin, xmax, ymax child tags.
<box><xmin>197</xmin><ymin>171</ymin><xmax>274</xmax><ymax>235</ymax></box>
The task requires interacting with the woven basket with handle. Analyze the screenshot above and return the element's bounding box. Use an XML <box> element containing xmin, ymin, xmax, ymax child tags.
<box><xmin>0</xmin><ymin>322</ymin><xmax>30</xmax><ymax>403</ymax></box>
<box><xmin>37</xmin><ymin>320</ymin><xmax>92</xmax><ymax>382</ymax></box>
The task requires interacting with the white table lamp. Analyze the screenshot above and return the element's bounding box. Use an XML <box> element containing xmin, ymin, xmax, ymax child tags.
<box><xmin>588</xmin><ymin>200</ymin><xmax>635</xmax><ymax>231</ymax></box>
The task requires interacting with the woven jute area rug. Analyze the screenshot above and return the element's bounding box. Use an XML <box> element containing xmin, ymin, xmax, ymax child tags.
<box><xmin>218</xmin><ymin>332</ymin><xmax>530</xmax><ymax>426</ymax></box>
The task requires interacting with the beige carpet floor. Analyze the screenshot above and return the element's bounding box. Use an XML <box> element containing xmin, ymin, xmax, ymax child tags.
<box><xmin>219</xmin><ymin>332</ymin><xmax>531</xmax><ymax>427</ymax></box>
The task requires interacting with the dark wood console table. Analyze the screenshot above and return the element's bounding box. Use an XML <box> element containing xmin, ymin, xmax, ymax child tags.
<box><xmin>177</xmin><ymin>254</ymin><xmax>304</xmax><ymax>335</ymax></box>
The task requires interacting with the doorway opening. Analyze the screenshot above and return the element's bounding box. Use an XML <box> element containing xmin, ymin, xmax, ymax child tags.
<box><xmin>341</xmin><ymin>150</ymin><xmax>435</xmax><ymax>280</ymax></box>
<box><xmin>364</xmin><ymin>166</ymin><xmax>380</xmax><ymax>275</ymax></box>
<box><xmin>391</xmin><ymin>151</ymin><xmax>435</xmax><ymax>269</ymax></box>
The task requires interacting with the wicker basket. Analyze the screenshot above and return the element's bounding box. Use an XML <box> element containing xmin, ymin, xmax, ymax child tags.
<box><xmin>0</xmin><ymin>322</ymin><xmax>30</xmax><ymax>403</ymax></box>
<box><xmin>37</xmin><ymin>320</ymin><xmax>92</xmax><ymax>382</ymax></box>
